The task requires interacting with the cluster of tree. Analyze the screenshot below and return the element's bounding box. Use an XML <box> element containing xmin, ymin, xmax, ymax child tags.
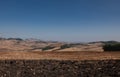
<box><xmin>103</xmin><ymin>43</ymin><xmax>120</xmax><ymax>51</ymax></box>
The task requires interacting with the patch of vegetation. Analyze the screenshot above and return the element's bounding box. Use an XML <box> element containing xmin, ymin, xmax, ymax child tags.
<box><xmin>60</xmin><ymin>44</ymin><xmax>72</xmax><ymax>49</ymax></box>
<box><xmin>42</xmin><ymin>46</ymin><xmax>55</xmax><ymax>51</ymax></box>
<box><xmin>103</xmin><ymin>43</ymin><xmax>120</xmax><ymax>51</ymax></box>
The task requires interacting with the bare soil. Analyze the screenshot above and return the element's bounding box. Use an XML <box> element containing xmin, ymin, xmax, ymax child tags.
<box><xmin>0</xmin><ymin>51</ymin><xmax>120</xmax><ymax>77</ymax></box>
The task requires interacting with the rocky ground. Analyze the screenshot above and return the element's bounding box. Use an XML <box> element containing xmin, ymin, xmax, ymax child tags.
<box><xmin>0</xmin><ymin>60</ymin><xmax>120</xmax><ymax>77</ymax></box>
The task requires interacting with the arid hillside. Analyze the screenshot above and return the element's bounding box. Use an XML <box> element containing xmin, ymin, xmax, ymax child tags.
<box><xmin>0</xmin><ymin>38</ymin><xmax>104</xmax><ymax>52</ymax></box>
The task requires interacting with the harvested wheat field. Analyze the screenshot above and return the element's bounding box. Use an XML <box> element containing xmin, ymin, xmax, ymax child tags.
<box><xmin>0</xmin><ymin>51</ymin><xmax>120</xmax><ymax>60</ymax></box>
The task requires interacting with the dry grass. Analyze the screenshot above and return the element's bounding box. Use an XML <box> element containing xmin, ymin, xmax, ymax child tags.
<box><xmin>0</xmin><ymin>51</ymin><xmax>120</xmax><ymax>60</ymax></box>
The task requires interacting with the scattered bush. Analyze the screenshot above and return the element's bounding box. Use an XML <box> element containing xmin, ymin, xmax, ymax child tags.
<box><xmin>42</xmin><ymin>46</ymin><xmax>55</xmax><ymax>51</ymax></box>
<box><xmin>103</xmin><ymin>43</ymin><xmax>120</xmax><ymax>51</ymax></box>
<box><xmin>60</xmin><ymin>44</ymin><xmax>72</xmax><ymax>49</ymax></box>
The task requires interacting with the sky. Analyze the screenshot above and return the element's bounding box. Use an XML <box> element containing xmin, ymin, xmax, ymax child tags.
<box><xmin>0</xmin><ymin>0</ymin><xmax>120</xmax><ymax>42</ymax></box>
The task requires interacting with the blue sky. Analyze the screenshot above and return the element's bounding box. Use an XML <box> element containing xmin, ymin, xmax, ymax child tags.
<box><xmin>0</xmin><ymin>0</ymin><xmax>120</xmax><ymax>42</ymax></box>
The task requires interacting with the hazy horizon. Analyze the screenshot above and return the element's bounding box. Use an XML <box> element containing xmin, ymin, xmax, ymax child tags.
<box><xmin>0</xmin><ymin>0</ymin><xmax>120</xmax><ymax>42</ymax></box>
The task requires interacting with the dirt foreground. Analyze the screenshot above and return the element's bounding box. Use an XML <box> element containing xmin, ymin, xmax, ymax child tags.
<box><xmin>0</xmin><ymin>51</ymin><xmax>120</xmax><ymax>77</ymax></box>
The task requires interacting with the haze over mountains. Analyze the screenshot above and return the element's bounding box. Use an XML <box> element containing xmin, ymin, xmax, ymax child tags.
<box><xmin>1</xmin><ymin>38</ymin><xmax>119</xmax><ymax>52</ymax></box>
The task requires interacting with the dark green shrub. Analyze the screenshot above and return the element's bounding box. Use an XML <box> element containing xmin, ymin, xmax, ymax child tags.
<box><xmin>42</xmin><ymin>46</ymin><xmax>54</xmax><ymax>51</ymax></box>
<box><xmin>103</xmin><ymin>43</ymin><xmax>120</xmax><ymax>51</ymax></box>
<box><xmin>60</xmin><ymin>44</ymin><xmax>72</xmax><ymax>49</ymax></box>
